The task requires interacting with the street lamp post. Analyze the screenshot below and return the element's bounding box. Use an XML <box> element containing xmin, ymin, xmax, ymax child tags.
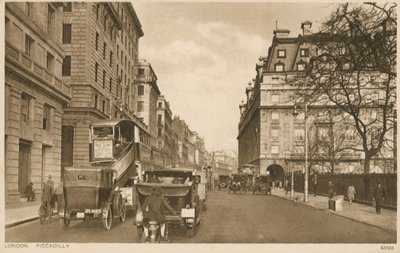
<box><xmin>293</xmin><ymin>104</ymin><xmax>309</xmax><ymax>203</ymax></box>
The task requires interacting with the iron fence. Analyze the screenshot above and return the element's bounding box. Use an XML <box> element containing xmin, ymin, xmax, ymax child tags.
<box><xmin>289</xmin><ymin>172</ymin><xmax>397</xmax><ymax>209</ymax></box>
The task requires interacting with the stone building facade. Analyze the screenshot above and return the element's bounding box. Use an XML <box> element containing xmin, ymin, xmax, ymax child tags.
<box><xmin>156</xmin><ymin>95</ymin><xmax>174</xmax><ymax>167</ymax></box>
<box><xmin>61</xmin><ymin>2</ymin><xmax>143</xmax><ymax>170</ymax></box>
<box><xmin>238</xmin><ymin>22</ymin><xmax>395</xmax><ymax>182</ymax></box>
<box><xmin>5</xmin><ymin>2</ymin><xmax>70</xmax><ymax>203</ymax></box>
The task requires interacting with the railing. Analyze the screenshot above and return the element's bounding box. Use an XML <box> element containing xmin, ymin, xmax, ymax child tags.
<box><xmin>5</xmin><ymin>42</ymin><xmax>71</xmax><ymax>98</ymax></box>
<box><xmin>291</xmin><ymin>172</ymin><xmax>397</xmax><ymax>209</ymax></box>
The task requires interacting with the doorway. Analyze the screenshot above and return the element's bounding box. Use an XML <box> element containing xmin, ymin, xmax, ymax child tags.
<box><xmin>18</xmin><ymin>140</ymin><xmax>31</xmax><ymax>194</ymax></box>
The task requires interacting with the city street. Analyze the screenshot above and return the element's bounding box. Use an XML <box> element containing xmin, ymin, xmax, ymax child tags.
<box><xmin>6</xmin><ymin>190</ymin><xmax>396</xmax><ymax>243</ymax></box>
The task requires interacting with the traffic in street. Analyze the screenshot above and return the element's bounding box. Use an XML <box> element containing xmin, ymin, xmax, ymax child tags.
<box><xmin>6</xmin><ymin>189</ymin><xmax>396</xmax><ymax>243</ymax></box>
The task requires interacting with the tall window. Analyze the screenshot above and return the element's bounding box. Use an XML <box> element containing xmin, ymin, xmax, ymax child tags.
<box><xmin>158</xmin><ymin>128</ymin><xmax>162</xmax><ymax>137</ymax></box>
<box><xmin>271</xmin><ymin>94</ymin><xmax>280</xmax><ymax>103</ymax></box>
<box><xmin>46</xmin><ymin>52</ymin><xmax>54</xmax><ymax>71</ymax></box>
<box><xmin>271</xmin><ymin>111</ymin><xmax>279</xmax><ymax>120</ymax></box>
<box><xmin>109</xmin><ymin>77</ymin><xmax>112</xmax><ymax>92</ymax></box>
<box><xmin>63</xmin><ymin>3</ymin><xmax>72</xmax><ymax>12</ymax></box>
<box><xmin>25</xmin><ymin>35</ymin><xmax>34</xmax><ymax>56</ymax></box>
<box><xmin>62</xmin><ymin>56</ymin><xmax>71</xmax><ymax>76</ymax></box>
<box><xmin>95</xmin><ymin>62</ymin><xmax>99</xmax><ymax>82</ymax></box>
<box><xmin>95</xmin><ymin>32</ymin><xmax>99</xmax><ymax>50</ymax></box>
<box><xmin>137</xmin><ymin>101</ymin><xmax>144</xmax><ymax>112</ymax></box>
<box><xmin>20</xmin><ymin>93</ymin><xmax>30</xmax><ymax>122</ymax></box>
<box><xmin>103</xmin><ymin>42</ymin><xmax>106</xmax><ymax>59</ymax></box>
<box><xmin>138</xmin><ymin>68</ymin><xmax>144</xmax><ymax>76</ymax></box>
<box><xmin>47</xmin><ymin>5</ymin><xmax>55</xmax><ymax>34</ymax></box>
<box><xmin>138</xmin><ymin>85</ymin><xmax>144</xmax><ymax>95</ymax></box>
<box><xmin>25</xmin><ymin>2</ymin><xmax>32</xmax><ymax>16</ymax></box>
<box><xmin>109</xmin><ymin>51</ymin><xmax>113</xmax><ymax>67</ymax></box>
<box><xmin>96</xmin><ymin>4</ymin><xmax>100</xmax><ymax>20</ymax></box>
<box><xmin>271</xmin><ymin>145</ymin><xmax>279</xmax><ymax>154</ymax></box>
<box><xmin>117</xmin><ymin>45</ymin><xmax>119</xmax><ymax>58</ymax></box>
<box><xmin>62</xmin><ymin>24</ymin><xmax>72</xmax><ymax>44</ymax></box>
<box><xmin>102</xmin><ymin>70</ymin><xmax>106</xmax><ymax>88</ymax></box>
<box><xmin>158</xmin><ymin>102</ymin><xmax>162</xmax><ymax>108</ymax></box>
<box><xmin>271</xmin><ymin>129</ymin><xmax>279</xmax><ymax>139</ymax></box>
<box><xmin>43</xmin><ymin>104</ymin><xmax>52</xmax><ymax>130</ymax></box>
<box><xmin>94</xmin><ymin>94</ymin><xmax>98</xmax><ymax>109</ymax></box>
<box><xmin>294</xmin><ymin>129</ymin><xmax>304</xmax><ymax>140</ymax></box>
<box><xmin>102</xmin><ymin>100</ymin><xmax>106</xmax><ymax>113</ymax></box>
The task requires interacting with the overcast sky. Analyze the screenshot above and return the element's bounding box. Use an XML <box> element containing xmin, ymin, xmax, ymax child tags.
<box><xmin>133</xmin><ymin>2</ymin><xmax>339</xmax><ymax>152</ymax></box>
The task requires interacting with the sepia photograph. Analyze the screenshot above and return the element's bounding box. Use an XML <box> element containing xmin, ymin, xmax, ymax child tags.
<box><xmin>1</xmin><ymin>0</ymin><xmax>398</xmax><ymax>252</ymax></box>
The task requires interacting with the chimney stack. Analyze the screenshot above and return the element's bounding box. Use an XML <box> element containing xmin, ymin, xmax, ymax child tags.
<box><xmin>274</xmin><ymin>29</ymin><xmax>290</xmax><ymax>38</ymax></box>
<box><xmin>301</xmin><ymin>21</ymin><xmax>312</xmax><ymax>36</ymax></box>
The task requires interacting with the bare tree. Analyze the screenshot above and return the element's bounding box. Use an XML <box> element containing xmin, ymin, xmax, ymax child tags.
<box><xmin>289</xmin><ymin>3</ymin><xmax>397</xmax><ymax>173</ymax></box>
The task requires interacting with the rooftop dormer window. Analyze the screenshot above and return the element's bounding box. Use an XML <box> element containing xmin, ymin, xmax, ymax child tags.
<box><xmin>300</xmin><ymin>48</ymin><xmax>309</xmax><ymax>57</ymax></box>
<box><xmin>274</xmin><ymin>62</ymin><xmax>284</xmax><ymax>72</ymax></box>
<box><xmin>277</xmin><ymin>49</ymin><xmax>286</xmax><ymax>58</ymax></box>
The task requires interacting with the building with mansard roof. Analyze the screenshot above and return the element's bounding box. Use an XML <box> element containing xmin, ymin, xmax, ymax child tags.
<box><xmin>238</xmin><ymin>22</ymin><xmax>395</xmax><ymax>183</ymax></box>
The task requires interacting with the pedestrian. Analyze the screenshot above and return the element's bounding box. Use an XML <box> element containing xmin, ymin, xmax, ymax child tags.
<box><xmin>47</xmin><ymin>175</ymin><xmax>55</xmax><ymax>217</ymax></box>
<box><xmin>312</xmin><ymin>173</ymin><xmax>318</xmax><ymax>197</ymax></box>
<box><xmin>328</xmin><ymin>181</ymin><xmax>335</xmax><ymax>199</ymax></box>
<box><xmin>24</xmin><ymin>182</ymin><xmax>35</xmax><ymax>202</ymax></box>
<box><xmin>373</xmin><ymin>182</ymin><xmax>385</xmax><ymax>214</ymax></box>
<box><xmin>54</xmin><ymin>180</ymin><xmax>64</xmax><ymax>214</ymax></box>
<box><xmin>347</xmin><ymin>183</ymin><xmax>356</xmax><ymax>204</ymax></box>
<box><xmin>284</xmin><ymin>179</ymin><xmax>290</xmax><ymax>195</ymax></box>
<box><xmin>41</xmin><ymin>182</ymin><xmax>52</xmax><ymax>221</ymax></box>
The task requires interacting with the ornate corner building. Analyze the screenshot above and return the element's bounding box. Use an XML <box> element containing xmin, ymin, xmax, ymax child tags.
<box><xmin>238</xmin><ymin>22</ymin><xmax>395</xmax><ymax>183</ymax></box>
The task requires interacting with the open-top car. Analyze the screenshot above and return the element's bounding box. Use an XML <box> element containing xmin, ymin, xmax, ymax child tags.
<box><xmin>134</xmin><ymin>168</ymin><xmax>202</xmax><ymax>241</ymax></box>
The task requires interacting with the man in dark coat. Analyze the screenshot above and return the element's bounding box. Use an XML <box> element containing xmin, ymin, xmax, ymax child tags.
<box><xmin>142</xmin><ymin>187</ymin><xmax>176</xmax><ymax>241</ymax></box>
<box><xmin>24</xmin><ymin>182</ymin><xmax>35</xmax><ymax>202</ymax></box>
<box><xmin>41</xmin><ymin>182</ymin><xmax>52</xmax><ymax>218</ymax></box>
<box><xmin>373</xmin><ymin>182</ymin><xmax>385</xmax><ymax>214</ymax></box>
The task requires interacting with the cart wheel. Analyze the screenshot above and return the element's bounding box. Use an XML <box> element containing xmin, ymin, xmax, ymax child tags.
<box><xmin>60</xmin><ymin>217</ymin><xmax>70</xmax><ymax>229</ymax></box>
<box><xmin>119</xmin><ymin>204</ymin><xmax>126</xmax><ymax>223</ymax></box>
<box><xmin>103</xmin><ymin>206</ymin><xmax>112</xmax><ymax>230</ymax></box>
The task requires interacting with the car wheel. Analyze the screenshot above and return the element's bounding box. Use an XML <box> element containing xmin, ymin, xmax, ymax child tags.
<box><xmin>103</xmin><ymin>206</ymin><xmax>112</xmax><ymax>230</ymax></box>
<box><xmin>120</xmin><ymin>204</ymin><xmax>126</xmax><ymax>223</ymax></box>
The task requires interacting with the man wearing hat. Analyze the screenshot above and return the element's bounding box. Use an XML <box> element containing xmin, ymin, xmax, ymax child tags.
<box><xmin>141</xmin><ymin>187</ymin><xmax>176</xmax><ymax>242</ymax></box>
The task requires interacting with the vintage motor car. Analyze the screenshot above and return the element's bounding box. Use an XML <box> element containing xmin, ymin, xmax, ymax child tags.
<box><xmin>60</xmin><ymin>167</ymin><xmax>126</xmax><ymax>230</ymax></box>
<box><xmin>252</xmin><ymin>175</ymin><xmax>272</xmax><ymax>195</ymax></box>
<box><xmin>135</xmin><ymin>168</ymin><xmax>202</xmax><ymax>241</ymax></box>
<box><xmin>218</xmin><ymin>175</ymin><xmax>230</xmax><ymax>190</ymax></box>
<box><xmin>228</xmin><ymin>174</ymin><xmax>243</xmax><ymax>194</ymax></box>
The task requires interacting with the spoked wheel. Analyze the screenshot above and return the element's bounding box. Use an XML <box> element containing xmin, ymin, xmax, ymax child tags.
<box><xmin>60</xmin><ymin>217</ymin><xmax>70</xmax><ymax>229</ymax></box>
<box><xmin>119</xmin><ymin>204</ymin><xmax>126</xmax><ymax>223</ymax></box>
<box><xmin>103</xmin><ymin>206</ymin><xmax>112</xmax><ymax>230</ymax></box>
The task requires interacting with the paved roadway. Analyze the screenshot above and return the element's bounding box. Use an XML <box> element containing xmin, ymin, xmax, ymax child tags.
<box><xmin>5</xmin><ymin>190</ymin><xmax>396</xmax><ymax>243</ymax></box>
